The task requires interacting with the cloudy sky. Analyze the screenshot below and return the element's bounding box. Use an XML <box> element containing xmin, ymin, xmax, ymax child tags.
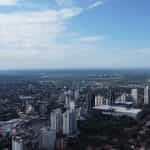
<box><xmin>0</xmin><ymin>0</ymin><xmax>150</xmax><ymax>69</ymax></box>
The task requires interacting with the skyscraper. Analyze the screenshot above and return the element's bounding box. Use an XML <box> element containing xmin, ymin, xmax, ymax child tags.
<box><xmin>109</xmin><ymin>88</ymin><xmax>116</xmax><ymax>105</ymax></box>
<box><xmin>64</xmin><ymin>90</ymin><xmax>73</xmax><ymax>108</ymax></box>
<box><xmin>74</xmin><ymin>89</ymin><xmax>80</xmax><ymax>100</ymax></box>
<box><xmin>131</xmin><ymin>89</ymin><xmax>138</xmax><ymax>104</ymax></box>
<box><xmin>144</xmin><ymin>86</ymin><xmax>149</xmax><ymax>105</ymax></box>
<box><xmin>39</xmin><ymin>128</ymin><xmax>56</xmax><ymax>150</ymax></box>
<box><xmin>63</xmin><ymin>110</ymin><xmax>77</xmax><ymax>135</ymax></box>
<box><xmin>120</xmin><ymin>93</ymin><xmax>127</xmax><ymax>104</ymax></box>
<box><xmin>69</xmin><ymin>100</ymin><xmax>75</xmax><ymax>111</ymax></box>
<box><xmin>50</xmin><ymin>109</ymin><xmax>63</xmax><ymax>133</ymax></box>
<box><xmin>86</xmin><ymin>90</ymin><xmax>95</xmax><ymax>111</ymax></box>
<box><xmin>95</xmin><ymin>95</ymin><xmax>105</xmax><ymax>106</ymax></box>
<box><xmin>12</xmin><ymin>136</ymin><xmax>23</xmax><ymax>150</ymax></box>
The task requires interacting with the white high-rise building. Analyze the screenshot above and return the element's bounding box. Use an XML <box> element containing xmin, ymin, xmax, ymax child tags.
<box><xmin>144</xmin><ymin>86</ymin><xmax>149</xmax><ymax>104</ymax></box>
<box><xmin>120</xmin><ymin>93</ymin><xmax>126</xmax><ymax>103</ymax></box>
<box><xmin>12</xmin><ymin>136</ymin><xmax>23</xmax><ymax>150</ymax></box>
<box><xmin>76</xmin><ymin>107</ymin><xmax>82</xmax><ymax>120</ymax></box>
<box><xmin>64</xmin><ymin>90</ymin><xmax>74</xmax><ymax>108</ymax></box>
<box><xmin>69</xmin><ymin>100</ymin><xmax>75</xmax><ymax>111</ymax></box>
<box><xmin>26</xmin><ymin>104</ymin><xmax>34</xmax><ymax>114</ymax></box>
<box><xmin>63</xmin><ymin>110</ymin><xmax>77</xmax><ymax>135</ymax></box>
<box><xmin>65</xmin><ymin>95</ymin><xmax>70</xmax><ymax>108</ymax></box>
<box><xmin>63</xmin><ymin>111</ymin><xmax>70</xmax><ymax>135</ymax></box>
<box><xmin>95</xmin><ymin>95</ymin><xmax>105</xmax><ymax>106</ymax></box>
<box><xmin>131</xmin><ymin>89</ymin><xmax>138</xmax><ymax>104</ymax></box>
<box><xmin>95</xmin><ymin>95</ymin><xmax>109</xmax><ymax>106</ymax></box>
<box><xmin>74</xmin><ymin>89</ymin><xmax>80</xmax><ymax>100</ymax></box>
<box><xmin>39</xmin><ymin>128</ymin><xmax>56</xmax><ymax>150</ymax></box>
<box><xmin>50</xmin><ymin>109</ymin><xmax>63</xmax><ymax>133</ymax></box>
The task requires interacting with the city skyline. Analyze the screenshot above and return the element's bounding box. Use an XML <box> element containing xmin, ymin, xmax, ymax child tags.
<box><xmin>0</xmin><ymin>0</ymin><xmax>150</xmax><ymax>69</ymax></box>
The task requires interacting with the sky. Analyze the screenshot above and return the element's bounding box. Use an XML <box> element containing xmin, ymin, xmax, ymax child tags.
<box><xmin>0</xmin><ymin>0</ymin><xmax>150</xmax><ymax>69</ymax></box>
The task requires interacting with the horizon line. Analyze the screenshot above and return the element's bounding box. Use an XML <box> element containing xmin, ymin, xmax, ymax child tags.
<box><xmin>0</xmin><ymin>67</ymin><xmax>150</xmax><ymax>71</ymax></box>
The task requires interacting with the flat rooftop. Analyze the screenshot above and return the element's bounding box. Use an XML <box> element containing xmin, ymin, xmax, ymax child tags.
<box><xmin>94</xmin><ymin>105</ymin><xmax>142</xmax><ymax>114</ymax></box>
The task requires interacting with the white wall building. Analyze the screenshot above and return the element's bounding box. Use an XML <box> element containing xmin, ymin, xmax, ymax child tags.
<box><xmin>12</xmin><ymin>136</ymin><xmax>23</xmax><ymax>150</ymax></box>
<box><xmin>144</xmin><ymin>86</ymin><xmax>149</xmax><ymax>104</ymax></box>
<box><xmin>131</xmin><ymin>89</ymin><xmax>138</xmax><ymax>104</ymax></box>
<box><xmin>95</xmin><ymin>95</ymin><xmax>108</xmax><ymax>106</ymax></box>
<box><xmin>74</xmin><ymin>89</ymin><xmax>80</xmax><ymax>100</ymax></box>
<box><xmin>64</xmin><ymin>90</ymin><xmax>73</xmax><ymax>108</ymax></box>
<box><xmin>69</xmin><ymin>101</ymin><xmax>75</xmax><ymax>111</ymax></box>
<box><xmin>39</xmin><ymin>128</ymin><xmax>56</xmax><ymax>150</ymax></box>
<box><xmin>115</xmin><ymin>93</ymin><xmax>130</xmax><ymax>104</ymax></box>
<box><xmin>94</xmin><ymin>105</ymin><xmax>142</xmax><ymax>119</ymax></box>
<box><xmin>120</xmin><ymin>93</ymin><xmax>127</xmax><ymax>104</ymax></box>
<box><xmin>50</xmin><ymin>109</ymin><xmax>63</xmax><ymax>133</ymax></box>
<box><xmin>63</xmin><ymin>110</ymin><xmax>77</xmax><ymax>135</ymax></box>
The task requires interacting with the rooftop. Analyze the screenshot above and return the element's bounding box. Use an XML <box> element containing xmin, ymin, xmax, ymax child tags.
<box><xmin>94</xmin><ymin>105</ymin><xmax>142</xmax><ymax>115</ymax></box>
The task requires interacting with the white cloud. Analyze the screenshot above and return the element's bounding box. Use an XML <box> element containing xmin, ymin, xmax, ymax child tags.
<box><xmin>0</xmin><ymin>8</ymin><xmax>83</xmax><ymax>51</ymax></box>
<box><xmin>0</xmin><ymin>43</ymin><xmax>102</xmax><ymax>69</ymax></box>
<box><xmin>55</xmin><ymin>0</ymin><xmax>73</xmax><ymax>7</ymax></box>
<box><xmin>0</xmin><ymin>0</ymin><xmax>16</xmax><ymax>5</ymax></box>
<box><xmin>0</xmin><ymin>1</ymin><xmax>106</xmax><ymax>69</ymax></box>
<box><xmin>88</xmin><ymin>1</ymin><xmax>103</xmax><ymax>9</ymax></box>
<box><xmin>60</xmin><ymin>8</ymin><xmax>83</xmax><ymax>19</ymax></box>
<box><xmin>0</xmin><ymin>7</ymin><xmax>100</xmax><ymax>69</ymax></box>
<box><xmin>79</xmin><ymin>36</ymin><xmax>105</xmax><ymax>42</ymax></box>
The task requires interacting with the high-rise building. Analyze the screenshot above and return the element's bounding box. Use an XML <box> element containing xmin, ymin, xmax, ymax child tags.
<box><xmin>12</xmin><ymin>136</ymin><xmax>24</xmax><ymax>150</ymax></box>
<box><xmin>65</xmin><ymin>95</ymin><xmax>70</xmax><ymax>108</ymax></box>
<box><xmin>74</xmin><ymin>89</ymin><xmax>80</xmax><ymax>100</ymax></box>
<box><xmin>69</xmin><ymin>100</ymin><xmax>75</xmax><ymax>111</ymax></box>
<box><xmin>109</xmin><ymin>88</ymin><xmax>116</xmax><ymax>105</ymax></box>
<box><xmin>95</xmin><ymin>95</ymin><xmax>105</xmax><ymax>106</ymax></box>
<box><xmin>76</xmin><ymin>107</ymin><xmax>82</xmax><ymax>120</ymax></box>
<box><xmin>25</xmin><ymin>104</ymin><xmax>34</xmax><ymax>114</ymax></box>
<box><xmin>120</xmin><ymin>93</ymin><xmax>126</xmax><ymax>104</ymax></box>
<box><xmin>39</xmin><ymin>101</ymin><xmax>48</xmax><ymax>116</ymax></box>
<box><xmin>144</xmin><ymin>86</ymin><xmax>149</xmax><ymax>104</ymax></box>
<box><xmin>64</xmin><ymin>90</ymin><xmax>73</xmax><ymax>108</ymax></box>
<box><xmin>131</xmin><ymin>89</ymin><xmax>138</xmax><ymax>104</ymax></box>
<box><xmin>86</xmin><ymin>91</ymin><xmax>95</xmax><ymax>110</ymax></box>
<box><xmin>50</xmin><ymin>109</ymin><xmax>63</xmax><ymax>133</ymax></box>
<box><xmin>39</xmin><ymin>128</ymin><xmax>56</xmax><ymax>150</ymax></box>
<box><xmin>63</xmin><ymin>110</ymin><xmax>77</xmax><ymax>135</ymax></box>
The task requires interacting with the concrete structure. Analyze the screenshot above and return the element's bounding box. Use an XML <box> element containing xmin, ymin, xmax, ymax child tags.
<box><xmin>12</xmin><ymin>136</ymin><xmax>23</xmax><ymax>150</ymax></box>
<box><xmin>50</xmin><ymin>109</ymin><xmax>63</xmax><ymax>133</ymax></box>
<box><xmin>74</xmin><ymin>89</ymin><xmax>80</xmax><ymax>100</ymax></box>
<box><xmin>69</xmin><ymin>100</ymin><xmax>75</xmax><ymax>111</ymax></box>
<box><xmin>94</xmin><ymin>95</ymin><xmax>108</xmax><ymax>106</ymax></box>
<box><xmin>39</xmin><ymin>101</ymin><xmax>48</xmax><ymax>115</ymax></box>
<box><xmin>115</xmin><ymin>93</ymin><xmax>133</xmax><ymax>105</ymax></box>
<box><xmin>65</xmin><ymin>95</ymin><xmax>70</xmax><ymax>108</ymax></box>
<box><xmin>64</xmin><ymin>90</ymin><xmax>73</xmax><ymax>108</ymax></box>
<box><xmin>63</xmin><ymin>110</ymin><xmax>77</xmax><ymax>135</ymax></box>
<box><xmin>94</xmin><ymin>105</ymin><xmax>142</xmax><ymax>119</ymax></box>
<box><xmin>131</xmin><ymin>89</ymin><xmax>138</xmax><ymax>104</ymax></box>
<box><xmin>144</xmin><ymin>86</ymin><xmax>149</xmax><ymax>104</ymax></box>
<box><xmin>26</xmin><ymin>104</ymin><xmax>34</xmax><ymax>114</ymax></box>
<box><xmin>86</xmin><ymin>92</ymin><xmax>95</xmax><ymax>111</ymax></box>
<box><xmin>0</xmin><ymin>119</ymin><xmax>22</xmax><ymax>136</ymax></box>
<box><xmin>76</xmin><ymin>107</ymin><xmax>82</xmax><ymax>120</ymax></box>
<box><xmin>39</xmin><ymin>128</ymin><xmax>56</xmax><ymax>150</ymax></box>
<box><xmin>120</xmin><ymin>93</ymin><xmax>127</xmax><ymax>104</ymax></box>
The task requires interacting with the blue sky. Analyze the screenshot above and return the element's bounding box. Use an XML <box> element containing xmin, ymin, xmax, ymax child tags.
<box><xmin>0</xmin><ymin>0</ymin><xmax>149</xmax><ymax>69</ymax></box>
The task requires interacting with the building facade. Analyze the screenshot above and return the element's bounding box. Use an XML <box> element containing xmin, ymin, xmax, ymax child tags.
<box><xmin>50</xmin><ymin>109</ymin><xmax>63</xmax><ymax>133</ymax></box>
<box><xmin>144</xmin><ymin>86</ymin><xmax>149</xmax><ymax>104</ymax></box>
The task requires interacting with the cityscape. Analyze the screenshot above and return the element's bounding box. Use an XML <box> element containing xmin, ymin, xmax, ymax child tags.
<box><xmin>0</xmin><ymin>70</ymin><xmax>150</xmax><ymax>149</ymax></box>
<box><xmin>0</xmin><ymin>0</ymin><xmax>150</xmax><ymax>149</ymax></box>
